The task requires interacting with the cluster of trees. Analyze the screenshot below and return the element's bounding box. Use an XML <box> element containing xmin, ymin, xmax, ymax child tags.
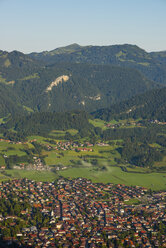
<box><xmin>118</xmin><ymin>141</ymin><xmax>164</xmax><ymax>167</ymax></box>
<box><xmin>102</xmin><ymin>126</ymin><xmax>158</xmax><ymax>143</ymax></box>
<box><xmin>5</xmin><ymin>111</ymin><xmax>93</xmax><ymax>137</ymax></box>
<box><xmin>0</xmin><ymin>195</ymin><xmax>30</xmax><ymax>217</ymax></box>
<box><xmin>5</xmin><ymin>155</ymin><xmax>32</xmax><ymax>169</ymax></box>
<box><xmin>100</xmin><ymin>125</ymin><xmax>166</xmax><ymax>168</ymax></box>
<box><xmin>0</xmin><ymin>195</ymin><xmax>30</xmax><ymax>239</ymax></box>
<box><xmin>0</xmin><ymin>195</ymin><xmax>50</xmax><ymax>240</ymax></box>
<box><xmin>2</xmin><ymin>130</ymin><xmax>26</xmax><ymax>142</ymax></box>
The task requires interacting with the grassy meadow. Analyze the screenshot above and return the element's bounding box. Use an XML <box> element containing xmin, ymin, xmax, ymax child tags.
<box><xmin>43</xmin><ymin>143</ymin><xmax>121</xmax><ymax>166</ymax></box>
<box><xmin>5</xmin><ymin>170</ymin><xmax>58</xmax><ymax>182</ymax></box>
<box><xmin>0</xmin><ymin>141</ymin><xmax>28</xmax><ymax>157</ymax></box>
<box><xmin>59</xmin><ymin>166</ymin><xmax>166</xmax><ymax>191</ymax></box>
<box><xmin>1</xmin><ymin>165</ymin><xmax>165</xmax><ymax>190</ymax></box>
<box><xmin>0</xmin><ymin>172</ymin><xmax>10</xmax><ymax>182</ymax></box>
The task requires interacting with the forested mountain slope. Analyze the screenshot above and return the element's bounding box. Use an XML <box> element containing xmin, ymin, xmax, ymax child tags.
<box><xmin>0</xmin><ymin>50</ymin><xmax>41</xmax><ymax>82</ymax></box>
<box><xmin>0</xmin><ymin>45</ymin><xmax>165</xmax><ymax>117</ymax></box>
<box><xmin>12</xmin><ymin>63</ymin><xmax>160</xmax><ymax>112</ymax></box>
<box><xmin>92</xmin><ymin>87</ymin><xmax>166</xmax><ymax>121</ymax></box>
<box><xmin>0</xmin><ymin>84</ymin><xmax>24</xmax><ymax>117</ymax></box>
<box><xmin>29</xmin><ymin>44</ymin><xmax>166</xmax><ymax>85</ymax></box>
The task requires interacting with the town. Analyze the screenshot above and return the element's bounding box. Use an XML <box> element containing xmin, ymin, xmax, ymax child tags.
<box><xmin>0</xmin><ymin>177</ymin><xmax>165</xmax><ymax>247</ymax></box>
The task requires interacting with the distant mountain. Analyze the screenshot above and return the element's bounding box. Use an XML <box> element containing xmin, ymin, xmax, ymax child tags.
<box><xmin>0</xmin><ymin>50</ymin><xmax>41</xmax><ymax>116</ymax></box>
<box><xmin>30</xmin><ymin>43</ymin><xmax>84</xmax><ymax>57</ymax></box>
<box><xmin>28</xmin><ymin>44</ymin><xmax>166</xmax><ymax>85</ymax></box>
<box><xmin>0</xmin><ymin>50</ymin><xmax>41</xmax><ymax>82</ymax></box>
<box><xmin>92</xmin><ymin>87</ymin><xmax>166</xmax><ymax>122</ymax></box>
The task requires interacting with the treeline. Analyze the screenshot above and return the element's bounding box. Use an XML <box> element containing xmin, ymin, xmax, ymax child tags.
<box><xmin>102</xmin><ymin>126</ymin><xmax>159</xmax><ymax>143</ymax></box>
<box><xmin>101</xmin><ymin>125</ymin><xmax>166</xmax><ymax>168</ymax></box>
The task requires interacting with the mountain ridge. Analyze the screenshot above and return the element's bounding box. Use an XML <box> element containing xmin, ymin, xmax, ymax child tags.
<box><xmin>28</xmin><ymin>43</ymin><xmax>166</xmax><ymax>85</ymax></box>
<box><xmin>0</xmin><ymin>43</ymin><xmax>165</xmax><ymax>117</ymax></box>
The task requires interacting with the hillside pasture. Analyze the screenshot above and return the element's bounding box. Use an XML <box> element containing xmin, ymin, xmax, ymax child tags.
<box><xmin>0</xmin><ymin>141</ymin><xmax>27</xmax><ymax>156</ymax></box>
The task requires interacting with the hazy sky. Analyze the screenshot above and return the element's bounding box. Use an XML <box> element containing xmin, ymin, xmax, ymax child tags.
<box><xmin>0</xmin><ymin>0</ymin><xmax>166</xmax><ymax>53</ymax></box>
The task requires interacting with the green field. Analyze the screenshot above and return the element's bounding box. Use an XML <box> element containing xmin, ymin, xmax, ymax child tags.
<box><xmin>49</xmin><ymin>130</ymin><xmax>66</xmax><ymax>138</ymax></box>
<box><xmin>43</xmin><ymin>143</ymin><xmax>121</xmax><ymax>166</ymax></box>
<box><xmin>154</xmin><ymin>156</ymin><xmax>166</xmax><ymax>168</ymax></box>
<box><xmin>0</xmin><ymin>172</ymin><xmax>10</xmax><ymax>182</ymax></box>
<box><xmin>28</xmin><ymin>136</ymin><xmax>50</xmax><ymax>144</ymax></box>
<box><xmin>126</xmin><ymin>166</ymin><xmax>151</xmax><ymax>173</ymax></box>
<box><xmin>0</xmin><ymin>155</ymin><xmax>5</xmax><ymax>166</ymax></box>
<box><xmin>0</xmin><ymin>141</ymin><xmax>27</xmax><ymax>156</ymax></box>
<box><xmin>44</xmin><ymin>150</ymin><xmax>81</xmax><ymax>166</ymax></box>
<box><xmin>50</xmin><ymin>129</ymin><xmax>78</xmax><ymax>138</ymax></box>
<box><xmin>1</xmin><ymin>161</ymin><xmax>166</xmax><ymax>191</ymax></box>
<box><xmin>125</xmin><ymin>198</ymin><xmax>141</xmax><ymax>205</ymax></box>
<box><xmin>89</xmin><ymin>118</ymin><xmax>143</xmax><ymax>130</ymax></box>
<box><xmin>3</xmin><ymin>166</ymin><xmax>166</xmax><ymax>190</ymax></box>
<box><xmin>59</xmin><ymin>166</ymin><xmax>166</xmax><ymax>191</ymax></box>
<box><xmin>67</xmin><ymin>129</ymin><xmax>78</xmax><ymax>135</ymax></box>
<box><xmin>5</xmin><ymin>170</ymin><xmax>58</xmax><ymax>182</ymax></box>
<box><xmin>28</xmin><ymin>135</ymin><xmax>64</xmax><ymax>145</ymax></box>
<box><xmin>89</xmin><ymin>119</ymin><xmax>108</xmax><ymax>130</ymax></box>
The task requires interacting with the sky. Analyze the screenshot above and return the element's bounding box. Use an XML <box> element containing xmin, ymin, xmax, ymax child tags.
<box><xmin>0</xmin><ymin>0</ymin><xmax>166</xmax><ymax>53</ymax></box>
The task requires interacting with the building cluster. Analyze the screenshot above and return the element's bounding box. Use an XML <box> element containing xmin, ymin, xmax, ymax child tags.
<box><xmin>13</xmin><ymin>157</ymin><xmax>50</xmax><ymax>171</ymax></box>
<box><xmin>150</xmin><ymin>120</ymin><xmax>166</xmax><ymax>125</ymax></box>
<box><xmin>0</xmin><ymin>178</ymin><xmax>165</xmax><ymax>247</ymax></box>
<box><xmin>105</xmin><ymin>121</ymin><xmax>142</xmax><ymax>129</ymax></box>
<box><xmin>44</xmin><ymin>141</ymin><xmax>108</xmax><ymax>152</ymax></box>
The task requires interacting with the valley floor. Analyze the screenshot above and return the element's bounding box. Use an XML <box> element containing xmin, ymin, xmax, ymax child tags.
<box><xmin>0</xmin><ymin>166</ymin><xmax>166</xmax><ymax>191</ymax></box>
